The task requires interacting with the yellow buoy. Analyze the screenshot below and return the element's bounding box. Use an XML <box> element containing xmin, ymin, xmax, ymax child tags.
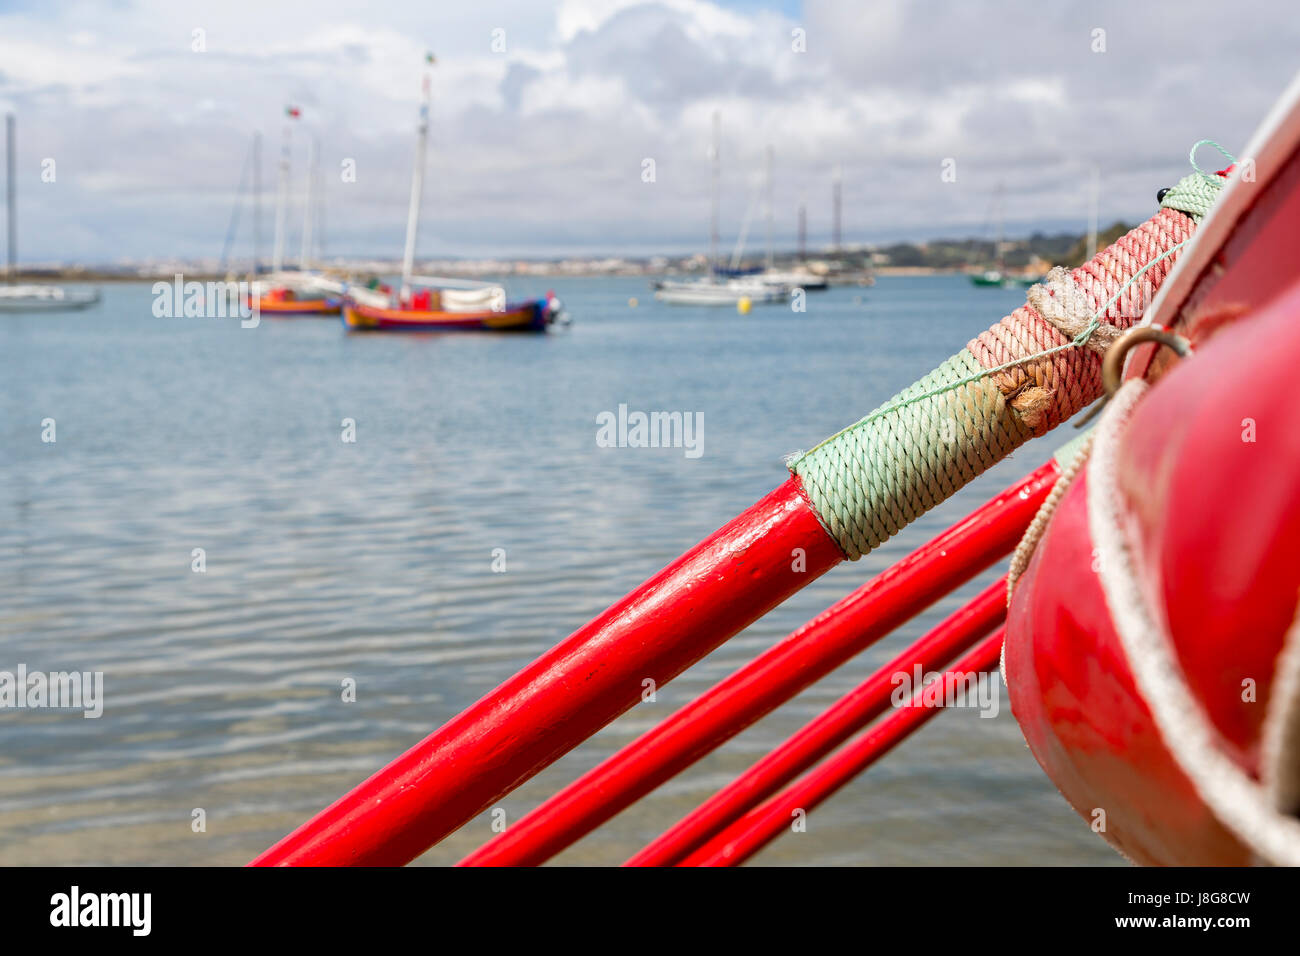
<box><xmin>737</xmin><ymin>296</ymin><xmax>752</xmax><ymax>315</ymax></box>
<box><xmin>628</xmin><ymin>297</ymin><xmax>638</xmax><ymax>308</ymax></box>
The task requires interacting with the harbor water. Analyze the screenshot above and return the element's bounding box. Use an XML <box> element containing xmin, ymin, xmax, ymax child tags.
<box><xmin>0</xmin><ymin>275</ymin><xmax>1120</xmax><ymax>865</ymax></box>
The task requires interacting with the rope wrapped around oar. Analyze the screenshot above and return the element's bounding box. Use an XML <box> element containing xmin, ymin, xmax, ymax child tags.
<box><xmin>788</xmin><ymin>158</ymin><xmax>1227</xmax><ymax>560</ymax></box>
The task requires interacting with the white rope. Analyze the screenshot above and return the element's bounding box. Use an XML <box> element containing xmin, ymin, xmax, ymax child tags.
<box><xmin>1005</xmin><ymin>430</ymin><xmax>1096</xmax><ymax>604</ymax></box>
<box><xmin>1262</xmin><ymin>607</ymin><xmax>1300</xmax><ymax>818</ymax></box>
<box><xmin>1026</xmin><ymin>267</ymin><xmax>1123</xmax><ymax>355</ymax></box>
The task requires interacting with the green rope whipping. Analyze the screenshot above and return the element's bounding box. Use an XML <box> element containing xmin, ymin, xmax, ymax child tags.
<box><xmin>1159</xmin><ymin>139</ymin><xmax>1236</xmax><ymax>219</ymax></box>
<box><xmin>789</xmin><ymin>350</ymin><xmax>1032</xmax><ymax>559</ymax></box>
<box><xmin>789</xmin><ymin>142</ymin><xmax>1232</xmax><ymax>560</ymax></box>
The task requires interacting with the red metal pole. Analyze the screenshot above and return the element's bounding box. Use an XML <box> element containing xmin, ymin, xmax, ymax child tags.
<box><xmin>251</xmin><ymin>479</ymin><xmax>842</xmax><ymax>866</ymax></box>
<box><xmin>682</xmin><ymin>629</ymin><xmax>1005</xmax><ymax>867</ymax></box>
<box><xmin>625</xmin><ymin>577</ymin><xmax>1006</xmax><ymax>867</ymax></box>
<box><xmin>458</xmin><ymin>463</ymin><xmax>1056</xmax><ymax>867</ymax></box>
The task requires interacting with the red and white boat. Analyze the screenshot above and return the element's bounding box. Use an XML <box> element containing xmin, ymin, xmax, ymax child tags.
<box><xmin>342</xmin><ymin>278</ymin><xmax>560</xmax><ymax>332</ymax></box>
<box><xmin>341</xmin><ymin>58</ymin><xmax>564</xmax><ymax>334</ymax></box>
<box><xmin>249</xmin><ymin>273</ymin><xmax>344</xmax><ymax>317</ymax></box>
<box><xmin>247</xmin><ymin>108</ymin><xmax>344</xmax><ymax>317</ymax></box>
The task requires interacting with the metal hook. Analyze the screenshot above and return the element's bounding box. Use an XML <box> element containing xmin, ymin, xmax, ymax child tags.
<box><xmin>1102</xmin><ymin>325</ymin><xmax>1193</xmax><ymax>397</ymax></box>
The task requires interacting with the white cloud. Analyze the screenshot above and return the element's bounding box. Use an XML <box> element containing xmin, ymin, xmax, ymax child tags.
<box><xmin>0</xmin><ymin>0</ymin><xmax>1296</xmax><ymax>262</ymax></box>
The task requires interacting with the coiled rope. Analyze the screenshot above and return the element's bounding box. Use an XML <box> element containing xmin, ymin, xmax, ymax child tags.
<box><xmin>788</xmin><ymin>143</ymin><xmax>1230</xmax><ymax>559</ymax></box>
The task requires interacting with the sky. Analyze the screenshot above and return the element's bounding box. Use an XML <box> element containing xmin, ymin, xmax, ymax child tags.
<box><xmin>0</xmin><ymin>0</ymin><xmax>1297</xmax><ymax>264</ymax></box>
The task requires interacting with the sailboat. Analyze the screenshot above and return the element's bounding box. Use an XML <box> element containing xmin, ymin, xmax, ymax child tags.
<box><xmin>969</xmin><ymin>184</ymin><xmax>1040</xmax><ymax>288</ymax></box>
<box><xmin>654</xmin><ymin>114</ymin><xmax>789</xmax><ymax>307</ymax></box>
<box><xmin>652</xmin><ymin>276</ymin><xmax>787</xmax><ymax>306</ymax></box>
<box><xmin>968</xmin><ymin>269</ymin><xmax>1027</xmax><ymax>287</ymax></box>
<box><xmin>755</xmin><ymin>147</ymin><xmax>828</xmax><ymax>293</ymax></box>
<box><xmin>0</xmin><ymin>114</ymin><xmax>101</xmax><ymax>314</ymax></box>
<box><xmin>250</xmin><ymin>108</ymin><xmax>344</xmax><ymax>316</ymax></box>
<box><xmin>342</xmin><ymin>57</ymin><xmax>563</xmax><ymax>332</ymax></box>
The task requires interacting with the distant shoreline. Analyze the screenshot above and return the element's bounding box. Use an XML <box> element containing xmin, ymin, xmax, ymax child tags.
<box><xmin>874</xmin><ymin>266</ymin><xmax>952</xmax><ymax>276</ymax></box>
<box><xmin>7</xmin><ymin>266</ymin><xmax>985</xmax><ymax>283</ymax></box>
<box><xmin>1</xmin><ymin>227</ymin><xmax>1114</xmax><ymax>285</ymax></box>
<box><xmin>4</xmin><ymin>269</ymin><xmax>878</xmax><ymax>283</ymax></box>
<box><xmin>0</xmin><ymin>264</ymin><xmax>1034</xmax><ymax>282</ymax></box>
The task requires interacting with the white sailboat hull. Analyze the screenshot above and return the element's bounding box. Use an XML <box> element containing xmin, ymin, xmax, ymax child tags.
<box><xmin>759</xmin><ymin>270</ymin><xmax>828</xmax><ymax>291</ymax></box>
<box><xmin>654</xmin><ymin>278</ymin><xmax>789</xmax><ymax>306</ymax></box>
<box><xmin>0</xmin><ymin>285</ymin><xmax>101</xmax><ymax>313</ymax></box>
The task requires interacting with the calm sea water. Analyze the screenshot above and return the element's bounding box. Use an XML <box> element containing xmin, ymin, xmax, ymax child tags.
<box><xmin>0</xmin><ymin>275</ymin><xmax>1119</xmax><ymax>866</ymax></box>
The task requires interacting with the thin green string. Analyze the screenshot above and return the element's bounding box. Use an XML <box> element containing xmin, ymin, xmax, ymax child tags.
<box><xmin>1189</xmin><ymin>139</ymin><xmax>1236</xmax><ymax>179</ymax></box>
<box><xmin>790</xmin><ymin>144</ymin><xmax>1230</xmax><ymax>467</ymax></box>
<box><xmin>792</xmin><ymin>238</ymin><xmax>1188</xmax><ymax>463</ymax></box>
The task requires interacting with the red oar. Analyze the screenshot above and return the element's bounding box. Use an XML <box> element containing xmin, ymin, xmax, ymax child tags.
<box><xmin>682</xmin><ymin>628</ymin><xmax>1006</xmax><ymax>866</ymax></box>
<box><xmin>625</xmin><ymin>576</ymin><xmax>1006</xmax><ymax>867</ymax></box>
<box><xmin>251</xmin><ymin>479</ymin><xmax>843</xmax><ymax>866</ymax></box>
<box><xmin>457</xmin><ymin>466</ymin><xmax>1053</xmax><ymax>867</ymax></box>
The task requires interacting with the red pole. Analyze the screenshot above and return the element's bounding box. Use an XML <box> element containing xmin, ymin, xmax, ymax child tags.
<box><xmin>625</xmin><ymin>577</ymin><xmax>1006</xmax><ymax>867</ymax></box>
<box><xmin>251</xmin><ymin>479</ymin><xmax>842</xmax><ymax>866</ymax></box>
<box><xmin>458</xmin><ymin>463</ymin><xmax>1056</xmax><ymax>867</ymax></box>
<box><xmin>682</xmin><ymin>629</ymin><xmax>1005</xmax><ymax>867</ymax></box>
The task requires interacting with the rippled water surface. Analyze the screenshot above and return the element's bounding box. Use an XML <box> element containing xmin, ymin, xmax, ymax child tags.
<box><xmin>0</xmin><ymin>276</ymin><xmax>1119</xmax><ymax>865</ymax></box>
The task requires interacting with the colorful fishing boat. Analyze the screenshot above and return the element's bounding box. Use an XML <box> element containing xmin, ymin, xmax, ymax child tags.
<box><xmin>249</xmin><ymin>274</ymin><xmax>343</xmax><ymax>316</ymax></box>
<box><xmin>255</xmin><ymin>291</ymin><xmax>342</xmax><ymax>316</ymax></box>
<box><xmin>244</xmin><ymin>107</ymin><xmax>343</xmax><ymax>317</ymax></box>
<box><xmin>342</xmin><ymin>280</ymin><xmax>560</xmax><ymax>332</ymax></box>
<box><xmin>342</xmin><ymin>56</ymin><xmax>564</xmax><ymax>333</ymax></box>
<box><xmin>250</xmin><ymin>76</ymin><xmax>1300</xmax><ymax>868</ymax></box>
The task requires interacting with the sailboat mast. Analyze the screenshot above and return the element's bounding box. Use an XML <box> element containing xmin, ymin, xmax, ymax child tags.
<box><xmin>317</xmin><ymin>178</ymin><xmax>326</xmax><ymax>264</ymax></box>
<box><xmin>271</xmin><ymin>111</ymin><xmax>294</xmax><ymax>274</ymax></box>
<box><xmin>1086</xmin><ymin>164</ymin><xmax>1100</xmax><ymax>262</ymax></box>
<box><xmin>300</xmin><ymin>137</ymin><xmax>316</xmax><ymax>271</ymax></box>
<box><xmin>709</xmin><ymin>110</ymin><xmax>720</xmax><ymax>273</ymax></box>
<box><xmin>798</xmin><ymin>198</ymin><xmax>807</xmax><ymax>262</ymax></box>
<box><xmin>764</xmin><ymin>145</ymin><xmax>774</xmax><ymax>271</ymax></box>
<box><xmin>994</xmin><ymin>183</ymin><xmax>1005</xmax><ymax>271</ymax></box>
<box><xmin>252</xmin><ymin>131</ymin><xmax>262</xmax><ymax>275</ymax></box>
<box><xmin>5</xmin><ymin>114</ymin><xmax>14</xmax><ymax>282</ymax></box>
<box><xmin>831</xmin><ymin>164</ymin><xmax>842</xmax><ymax>252</ymax></box>
<box><xmin>400</xmin><ymin>61</ymin><xmax>433</xmax><ymax>301</ymax></box>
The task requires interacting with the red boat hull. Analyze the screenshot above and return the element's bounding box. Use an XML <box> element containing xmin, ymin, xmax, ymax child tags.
<box><xmin>1007</xmin><ymin>281</ymin><xmax>1300</xmax><ymax>864</ymax></box>
<box><xmin>342</xmin><ymin>298</ymin><xmax>551</xmax><ymax>332</ymax></box>
<box><xmin>1002</xmin><ymin>77</ymin><xmax>1300</xmax><ymax>864</ymax></box>
<box><xmin>252</xmin><ymin>296</ymin><xmax>342</xmax><ymax>316</ymax></box>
